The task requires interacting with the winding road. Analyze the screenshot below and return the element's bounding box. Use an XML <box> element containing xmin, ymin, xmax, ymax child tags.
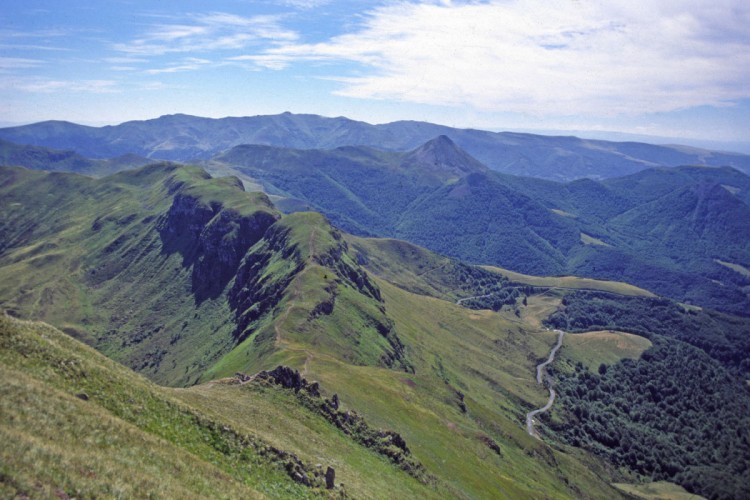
<box><xmin>526</xmin><ymin>329</ymin><xmax>565</xmax><ymax>438</ymax></box>
<box><xmin>455</xmin><ymin>293</ymin><xmax>497</xmax><ymax>306</ymax></box>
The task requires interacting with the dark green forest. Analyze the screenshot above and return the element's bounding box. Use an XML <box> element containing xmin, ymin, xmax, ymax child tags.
<box><xmin>548</xmin><ymin>339</ymin><xmax>750</xmax><ymax>500</ymax></box>
<box><xmin>215</xmin><ymin>142</ymin><xmax>750</xmax><ymax>315</ymax></box>
<box><xmin>546</xmin><ymin>291</ymin><xmax>750</xmax><ymax>376</ymax></box>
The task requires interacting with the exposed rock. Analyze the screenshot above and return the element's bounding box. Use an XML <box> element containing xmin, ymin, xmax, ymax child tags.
<box><xmin>192</xmin><ymin>208</ymin><xmax>277</xmax><ymax>301</ymax></box>
<box><xmin>319</xmin><ymin>402</ymin><xmax>417</xmax><ymax>463</ymax></box>
<box><xmin>254</xmin><ymin>366</ymin><xmax>431</xmax><ymax>483</ymax></box>
<box><xmin>478</xmin><ymin>434</ymin><xmax>502</xmax><ymax>457</ymax></box>
<box><xmin>308</xmin><ymin>281</ymin><xmax>338</xmax><ymax>320</ymax></box>
<box><xmin>158</xmin><ymin>192</ymin><xmax>278</xmax><ymax>302</ymax></box>
<box><xmin>228</xmin><ymin>224</ymin><xmax>302</xmax><ymax>343</ymax></box>
<box><xmin>325</xmin><ymin>466</ymin><xmax>335</xmax><ymax>489</ymax></box>
<box><xmin>256</xmin><ymin>365</ymin><xmax>321</xmax><ymax>397</ymax></box>
<box><xmin>456</xmin><ymin>390</ymin><xmax>467</xmax><ymax>413</ymax></box>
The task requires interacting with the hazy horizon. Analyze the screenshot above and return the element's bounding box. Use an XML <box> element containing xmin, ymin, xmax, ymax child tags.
<box><xmin>2</xmin><ymin>1</ymin><xmax>749</xmax><ymax>148</ymax></box>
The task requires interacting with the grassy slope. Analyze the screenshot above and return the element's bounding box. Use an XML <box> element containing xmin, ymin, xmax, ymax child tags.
<box><xmin>1</xmin><ymin>165</ymin><xmax>642</xmax><ymax>498</ymax></box>
<box><xmin>613</xmin><ymin>481</ymin><xmax>705</xmax><ymax>500</ymax></box>
<box><xmin>223</xmin><ymin>241</ymin><xmax>628</xmax><ymax>498</ymax></box>
<box><xmin>0</xmin><ymin>313</ymin><xmax>308</xmax><ymax>499</ymax></box>
<box><xmin>1</xmin><ymin>312</ymin><xmax>452</xmax><ymax>498</ymax></box>
<box><xmin>176</xmin><ymin>381</ymin><xmax>434</xmax><ymax>499</ymax></box>
<box><xmin>561</xmin><ymin>330</ymin><xmax>653</xmax><ymax>373</ymax></box>
<box><xmin>483</xmin><ymin>265</ymin><xmax>656</xmax><ymax>297</ymax></box>
<box><xmin>0</xmin><ymin>165</ymin><xmax>279</xmax><ymax>386</ymax></box>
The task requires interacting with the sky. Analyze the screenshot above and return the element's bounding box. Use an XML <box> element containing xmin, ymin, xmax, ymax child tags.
<box><xmin>1</xmin><ymin>0</ymin><xmax>749</xmax><ymax>150</ymax></box>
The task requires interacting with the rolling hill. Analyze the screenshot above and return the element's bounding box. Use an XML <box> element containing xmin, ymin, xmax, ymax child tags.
<box><xmin>3</xmin><ymin>133</ymin><xmax>746</xmax><ymax>314</ymax></box>
<box><xmin>2</xmin><ymin>163</ymin><xmax>749</xmax><ymax>498</ymax></box>
<box><xmin>211</xmin><ymin>138</ymin><xmax>750</xmax><ymax>315</ymax></box>
<box><xmin>1</xmin><ymin>112</ymin><xmax>749</xmax><ymax>180</ymax></box>
<box><xmin>0</xmin><ymin>163</ymin><xmax>632</xmax><ymax>498</ymax></box>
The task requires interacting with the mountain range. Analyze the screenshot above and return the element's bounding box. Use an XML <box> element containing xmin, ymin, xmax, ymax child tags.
<box><xmin>0</xmin><ymin>163</ymin><xmax>633</xmax><ymax>497</ymax></box>
<box><xmin>2</xmin><ymin>114</ymin><xmax>750</xmax><ymax>499</ymax></box>
<box><xmin>212</xmin><ymin>136</ymin><xmax>750</xmax><ymax>316</ymax></box>
<box><xmin>3</xmin><ymin>131</ymin><xmax>749</xmax><ymax>316</ymax></box>
<box><xmin>2</xmin><ymin>112</ymin><xmax>749</xmax><ymax>181</ymax></box>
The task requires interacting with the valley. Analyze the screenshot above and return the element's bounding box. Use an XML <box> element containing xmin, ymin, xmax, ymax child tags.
<box><xmin>0</xmin><ymin>118</ymin><xmax>749</xmax><ymax>499</ymax></box>
<box><xmin>3</xmin><ymin>0</ymin><xmax>750</xmax><ymax>494</ymax></box>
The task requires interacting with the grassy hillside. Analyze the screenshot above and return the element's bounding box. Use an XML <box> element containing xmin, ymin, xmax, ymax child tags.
<box><xmin>0</xmin><ymin>164</ymin><xmax>280</xmax><ymax>386</ymax></box>
<box><xmin>613</xmin><ymin>481</ymin><xmax>705</xmax><ymax>499</ymax></box>
<box><xmin>0</xmin><ymin>313</ymin><xmax>314</xmax><ymax>498</ymax></box>
<box><xmin>560</xmin><ymin>330</ymin><xmax>653</xmax><ymax>373</ymax></box>
<box><xmin>4</xmin><ymin>161</ymin><xmax>746</xmax><ymax>498</ymax></box>
<box><xmin>0</xmin><ymin>165</ymin><xmax>638</xmax><ymax>497</ymax></box>
<box><xmin>483</xmin><ymin>265</ymin><xmax>655</xmax><ymax>297</ymax></box>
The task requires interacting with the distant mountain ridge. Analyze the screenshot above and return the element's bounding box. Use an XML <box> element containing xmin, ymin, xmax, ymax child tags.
<box><xmin>211</xmin><ymin>138</ymin><xmax>750</xmax><ymax>315</ymax></box>
<box><xmin>2</xmin><ymin>112</ymin><xmax>749</xmax><ymax>181</ymax></box>
<box><xmin>0</xmin><ymin>138</ymin><xmax>152</xmax><ymax>176</ymax></box>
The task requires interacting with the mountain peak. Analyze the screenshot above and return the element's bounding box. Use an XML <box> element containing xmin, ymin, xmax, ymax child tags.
<box><xmin>401</xmin><ymin>135</ymin><xmax>487</xmax><ymax>180</ymax></box>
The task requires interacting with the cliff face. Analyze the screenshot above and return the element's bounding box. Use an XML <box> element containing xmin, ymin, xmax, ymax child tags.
<box><xmin>193</xmin><ymin>208</ymin><xmax>278</xmax><ymax>301</ymax></box>
<box><xmin>229</xmin><ymin>222</ymin><xmax>304</xmax><ymax>343</ymax></box>
<box><xmin>159</xmin><ymin>193</ymin><xmax>279</xmax><ymax>301</ymax></box>
<box><xmin>227</xmin><ymin>213</ymin><xmax>412</xmax><ymax>372</ymax></box>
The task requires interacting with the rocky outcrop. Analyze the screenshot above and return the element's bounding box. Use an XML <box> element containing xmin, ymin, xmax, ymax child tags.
<box><xmin>192</xmin><ymin>208</ymin><xmax>277</xmax><ymax>301</ymax></box>
<box><xmin>229</xmin><ymin>224</ymin><xmax>303</xmax><ymax>342</ymax></box>
<box><xmin>308</xmin><ymin>281</ymin><xmax>338</xmax><ymax>320</ymax></box>
<box><xmin>478</xmin><ymin>434</ymin><xmax>502</xmax><ymax>457</ymax></box>
<box><xmin>314</xmin><ymin>230</ymin><xmax>382</xmax><ymax>302</ymax></box>
<box><xmin>250</xmin><ymin>366</ymin><xmax>432</xmax><ymax>483</ymax></box>
<box><xmin>325</xmin><ymin>466</ymin><xmax>335</xmax><ymax>489</ymax></box>
<box><xmin>158</xmin><ymin>193</ymin><xmax>278</xmax><ymax>302</ymax></box>
<box><xmin>256</xmin><ymin>365</ymin><xmax>321</xmax><ymax>397</ymax></box>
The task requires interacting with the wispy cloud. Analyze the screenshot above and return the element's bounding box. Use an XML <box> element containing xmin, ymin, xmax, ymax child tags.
<box><xmin>0</xmin><ymin>44</ymin><xmax>72</xmax><ymax>52</ymax></box>
<box><xmin>10</xmin><ymin>79</ymin><xmax>119</xmax><ymax>93</ymax></box>
<box><xmin>243</xmin><ymin>0</ymin><xmax>750</xmax><ymax>116</ymax></box>
<box><xmin>0</xmin><ymin>57</ymin><xmax>43</xmax><ymax>71</ymax></box>
<box><xmin>278</xmin><ymin>0</ymin><xmax>333</xmax><ymax>9</ymax></box>
<box><xmin>0</xmin><ymin>28</ymin><xmax>69</xmax><ymax>39</ymax></box>
<box><xmin>144</xmin><ymin>57</ymin><xmax>212</xmax><ymax>74</ymax></box>
<box><xmin>114</xmin><ymin>12</ymin><xmax>298</xmax><ymax>57</ymax></box>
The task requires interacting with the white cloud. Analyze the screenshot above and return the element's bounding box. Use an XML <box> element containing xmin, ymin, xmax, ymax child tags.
<box><xmin>11</xmin><ymin>79</ymin><xmax>119</xmax><ymax>93</ymax></box>
<box><xmin>144</xmin><ymin>57</ymin><xmax>212</xmax><ymax>74</ymax></box>
<box><xmin>278</xmin><ymin>0</ymin><xmax>333</xmax><ymax>9</ymax></box>
<box><xmin>114</xmin><ymin>12</ymin><xmax>298</xmax><ymax>56</ymax></box>
<box><xmin>0</xmin><ymin>57</ymin><xmax>43</xmax><ymax>71</ymax></box>
<box><xmin>249</xmin><ymin>0</ymin><xmax>750</xmax><ymax>116</ymax></box>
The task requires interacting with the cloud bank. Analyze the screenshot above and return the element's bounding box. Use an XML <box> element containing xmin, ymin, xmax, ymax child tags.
<box><xmin>248</xmin><ymin>0</ymin><xmax>750</xmax><ymax>116</ymax></box>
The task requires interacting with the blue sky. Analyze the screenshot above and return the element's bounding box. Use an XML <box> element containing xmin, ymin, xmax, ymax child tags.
<box><xmin>1</xmin><ymin>0</ymin><xmax>749</xmax><ymax>149</ymax></box>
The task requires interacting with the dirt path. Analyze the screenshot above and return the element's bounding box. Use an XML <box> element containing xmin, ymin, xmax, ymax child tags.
<box><xmin>455</xmin><ymin>293</ymin><xmax>496</xmax><ymax>306</ymax></box>
<box><xmin>526</xmin><ymin>329</ymin><xmax>565</xmax><ymax>438</ymax></box>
